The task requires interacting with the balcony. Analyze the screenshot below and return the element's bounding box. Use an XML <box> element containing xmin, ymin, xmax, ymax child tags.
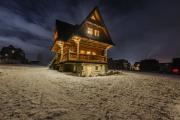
<box><xmin>61</xmin><ymin>52</ymin><xmax>107</xmax><ymax>63</ymax></box>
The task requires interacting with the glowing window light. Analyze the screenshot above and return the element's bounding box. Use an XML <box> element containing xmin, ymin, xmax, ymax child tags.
<box><xmin>87</xmin><ymin>27</ymin><xmax>93</xmax><ymax>35</ymax></box>
<box><xmin>94</xmin><ymin>30</ymin><xmax>100</xmax><ymax>37</ymax></box>
<box><xmin>80</xmin><ymin>50</ymin><xmax>85</xmax><ymax>54</ymax></box>
<box><xmin>91</xmin><ymin>15</ymin><xmax>96</xmax><ymax>20</ymax></box>
<box><xmin>86</xmin><ymin>51</ymin><xmax>91</xmax><ymax>55</ymax></box>
<box><xmin>92</xmin><ymin>52</ymin><xmax>96</xmax><ymax>55</ymax></box>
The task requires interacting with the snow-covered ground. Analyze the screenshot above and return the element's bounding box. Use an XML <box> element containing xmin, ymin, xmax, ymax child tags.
<box><xmin>0</xmin><ymin>65</ymin><xmax>180</xmax><ymax>120</ymax></box>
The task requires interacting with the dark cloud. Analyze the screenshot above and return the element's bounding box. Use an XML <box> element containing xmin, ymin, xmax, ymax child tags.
<box><xmin>0</xmin><ymin>0</ymin><xmax>180</xmax><ymax>64</ymax></box>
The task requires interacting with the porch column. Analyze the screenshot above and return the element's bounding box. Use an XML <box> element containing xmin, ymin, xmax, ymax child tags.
<box><xmin>104</xmin><ymin>48</ymin><xmax>108</xmax><ymax>62</ymax></box>
<box><xmin>104</xmin><ymin>45</ymin><xmax>112</xmax><ymax>62</ymax></box>
<box><xmin>73</xmin><ymin>36</ymin><xmax>81</xmax><ymax>60</ymax></box>
<box><xmin>59</xmin><ymin>41</ymin><xmax>64</xmax><ymax>61</ymax></box>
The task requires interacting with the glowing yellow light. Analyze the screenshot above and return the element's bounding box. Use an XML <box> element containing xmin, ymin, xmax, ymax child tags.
<box><xmin>80</xmin><ymin>50</ymin><xmax>85</xmax><ymax>54</ymax></box>
<box><xmin>86</xmin><ymin>51</ymin><xmax>91</xmax><ymax>55</ymax></box>
<box><xmin>87</xmin><ymin>27</ymin><xmax>93</xmax><ymax>35</ymax></box>
<box><xmin>94</xmin><ymin>30</ymin><xmax>100</xmax><ymax>37</ymax></box>
<box><xmin>92</xmin><ymin>52</ymin><xmax>96</xmax><ymax>55</ymax></box>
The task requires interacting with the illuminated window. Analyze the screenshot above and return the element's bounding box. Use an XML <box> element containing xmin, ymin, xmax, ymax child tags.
<box><xmin>94</xmin><ymin>30</ymin><xmax>100</xmax><ymax>37</ymax></box>
<box><xmin>91</xmin><ymin>15</ymin><xmax>96</xmax><ymax>20</ymax></box>
<box><xmin>87</xmin><ymin>27</ymin><xmax>93</xmax><ymax>35</ymax></box>
<box><xmin>86</xmin><ymin>51</ymin><xmax>91</xmax><ymax>55</ymax></box>
<box><xmin>80</xmin><ymin>50</ymin><xmax>85</xmax><ymax>54</ymax></box>
<box><xmin>5</xmin><ymin>53</ymin><xmax>8</xmax><ymax>57</ymax></box>
<box><xmin>92</xmin><ymin>52</ymin><xmax>96</xmax><ymax>55</ymax></box>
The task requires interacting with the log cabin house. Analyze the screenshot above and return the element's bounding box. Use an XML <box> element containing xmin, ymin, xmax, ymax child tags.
<box><xmin>50</xmin><ymin>7</ymin><xmax>115</xmax><ymax>76</ymax></box>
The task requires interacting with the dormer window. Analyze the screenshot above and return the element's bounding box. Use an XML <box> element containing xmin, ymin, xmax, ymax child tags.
<box><xmin>87</xmin><ymin>27</ymin><xmax>93</xmax><ymax>35</ymax></box>
<box><xmin>94</xmin><ymin>30</ymin><xmax>100</xmax><ymax>37</ymax></box>
<box><xmin>87</xmin><ymin>27</ymin><xmax>100</xmax><ymax>37</ymax></box>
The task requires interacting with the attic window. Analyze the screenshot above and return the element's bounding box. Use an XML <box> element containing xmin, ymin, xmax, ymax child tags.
<box><xmin>91</xmin><ymin>15</ymin><xmax>96</xmax><ymax>20</ymax></box>
<box><xmin>87</xmin><ymin>27</ymin><xmax>93</xmax><ymax>35</ymax></box>
<box><xmin>94</xmin><ymin>30</ymin><xmax>100</xmax><ymax>37</ymax></box>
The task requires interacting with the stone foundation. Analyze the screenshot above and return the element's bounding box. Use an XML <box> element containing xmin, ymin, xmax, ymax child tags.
<box><xmin>58</xmin><ymin>63</ymin><xmax>107</xmax><ymax>77</ymax></box>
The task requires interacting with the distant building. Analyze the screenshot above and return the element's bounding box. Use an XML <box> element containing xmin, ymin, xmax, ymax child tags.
<box><xmin>159</xmin><ymin>63</ymin><xmax>171</xmax><ymax>74</ymax></box>
<box><xmin>139</xmin><ymin>59</ymin><xmax>160</xmax><ymax>72</ymax></box>
<box><xmin>133</xmin><ymin>62</ymin><xmax>140</xmax><ymax>71</ymax></box>
<box><xmin>49</xmin><ymin>7</ymin><xmax>115</xmax><ymax>76</ymax></box>
<box><xmin>171</xmin><ymin>58</ymin><xmax>180</xmax><ymax>74</ymax></box>
<box><xmin>0</xmin><ymin>45</ymin><xmax>28</xmax><ymax>64</ymax></box>
<box><xmin>108</xmin><ymin>58</ymin><xmax>131</xmax><ymax>70</ymax></box>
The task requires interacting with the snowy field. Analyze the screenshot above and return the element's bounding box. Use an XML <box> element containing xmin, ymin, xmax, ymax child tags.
<box><xmin>0</xmin><ymin>65</ymin><xmax>180</xmax><ymax>120</ymax></box>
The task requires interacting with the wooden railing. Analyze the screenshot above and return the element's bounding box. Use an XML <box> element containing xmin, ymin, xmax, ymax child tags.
<box><xmin>61</xmin><ymin>52</ymin><xmax>107</xmax><ymax>63</ymax></box>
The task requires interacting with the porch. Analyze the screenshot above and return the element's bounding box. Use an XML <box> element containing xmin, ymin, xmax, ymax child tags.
<box><xmin>61</xmin><ymin>52</ymin><xmax>107</xmax><ymax>63</ymax></box>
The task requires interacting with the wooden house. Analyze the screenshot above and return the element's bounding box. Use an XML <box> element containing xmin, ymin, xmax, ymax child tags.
<box><xmin>50</xmin><ymin>7</ymin><xmax>115</xmax><ymax>76</ymax></box>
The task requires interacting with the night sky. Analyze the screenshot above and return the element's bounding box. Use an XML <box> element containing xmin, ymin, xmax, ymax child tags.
<box><xmin>0</xmin><ymin>0</ymin><xmax>180</xmax><ymax>64</ymax></box>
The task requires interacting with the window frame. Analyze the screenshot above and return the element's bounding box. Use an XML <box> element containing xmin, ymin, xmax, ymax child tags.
<box><xmin>94</xmin><ymin>30</ymin><xmax>100</xmax><ymax>37</ymax></box>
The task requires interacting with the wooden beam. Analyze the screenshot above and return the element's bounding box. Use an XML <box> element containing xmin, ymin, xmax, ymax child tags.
<box><xmin>72</xmin><ymin>36</ymin><xmax>81</xmax><ymax>60</ymax></box>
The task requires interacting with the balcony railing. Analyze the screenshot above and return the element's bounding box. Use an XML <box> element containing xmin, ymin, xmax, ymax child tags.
<box><xmin>61</xmin><ymin>52</ymin><xmax>107</xmax><ymax>63</ymax></box>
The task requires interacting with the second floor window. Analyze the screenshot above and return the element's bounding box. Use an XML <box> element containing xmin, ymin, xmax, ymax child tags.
<box><xmin>87</xmin><ymin>27</ymin><xmax>93</xmax><ymax>35</ymax></box>
<box><xmin>94</xmin><ymin>30</ymin><xmax>100</xmax><ymax>37</ymax></box>
<box><xmin>87</xmin><ymin>27</ymin><xmax>100</xmax><ymax>37</ymax></box>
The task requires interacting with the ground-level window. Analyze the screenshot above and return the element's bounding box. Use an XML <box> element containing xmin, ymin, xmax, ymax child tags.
<box><xmin>95</xmin><ymin>66</ymin><xmax>98</xmax><ymax>70</ymax></box>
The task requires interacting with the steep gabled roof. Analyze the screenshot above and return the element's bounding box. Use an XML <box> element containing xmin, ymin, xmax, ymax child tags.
<box><xmin>55</xmin><ymin>7</ymin><xmax>115</xmax><ymax>45</ymax></box>
<box><xmin>77</xmin><ymin>7</ymin><xmax>114</xmax><ymax>45</ymax></box>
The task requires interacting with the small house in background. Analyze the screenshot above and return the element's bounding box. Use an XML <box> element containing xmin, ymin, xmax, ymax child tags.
<box><xmin>0</xmin><ymin>45</ymin><xmax>28</xmax><ymax>64</ymax></box>
<box><xmin>159</xmin><ymin>63</ymin><xmax>171</xmax><ymax>74</ymax></box>
<box><xmin>108</xmin><ymin>58</ymin><xmax>131</xmax><ymax>70</ymax></box>
<box><xmin>49</xmin><ymin>7</ymin><xmax>114</xmax><ymax>76</ymax></box>
<box><xmin>171</xmin><ymin>58</ymin><xmax>180</xmax><ymax>74</ymax></box>
<box><xmin>133</xmin><ymin>62</ymin><xmax>140</xmax><ymax>71</ymax></box>
<box><xmin>139</xmin><ymin>59</ymin><xmax>160</xmax><ymax>72</ymax></box>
